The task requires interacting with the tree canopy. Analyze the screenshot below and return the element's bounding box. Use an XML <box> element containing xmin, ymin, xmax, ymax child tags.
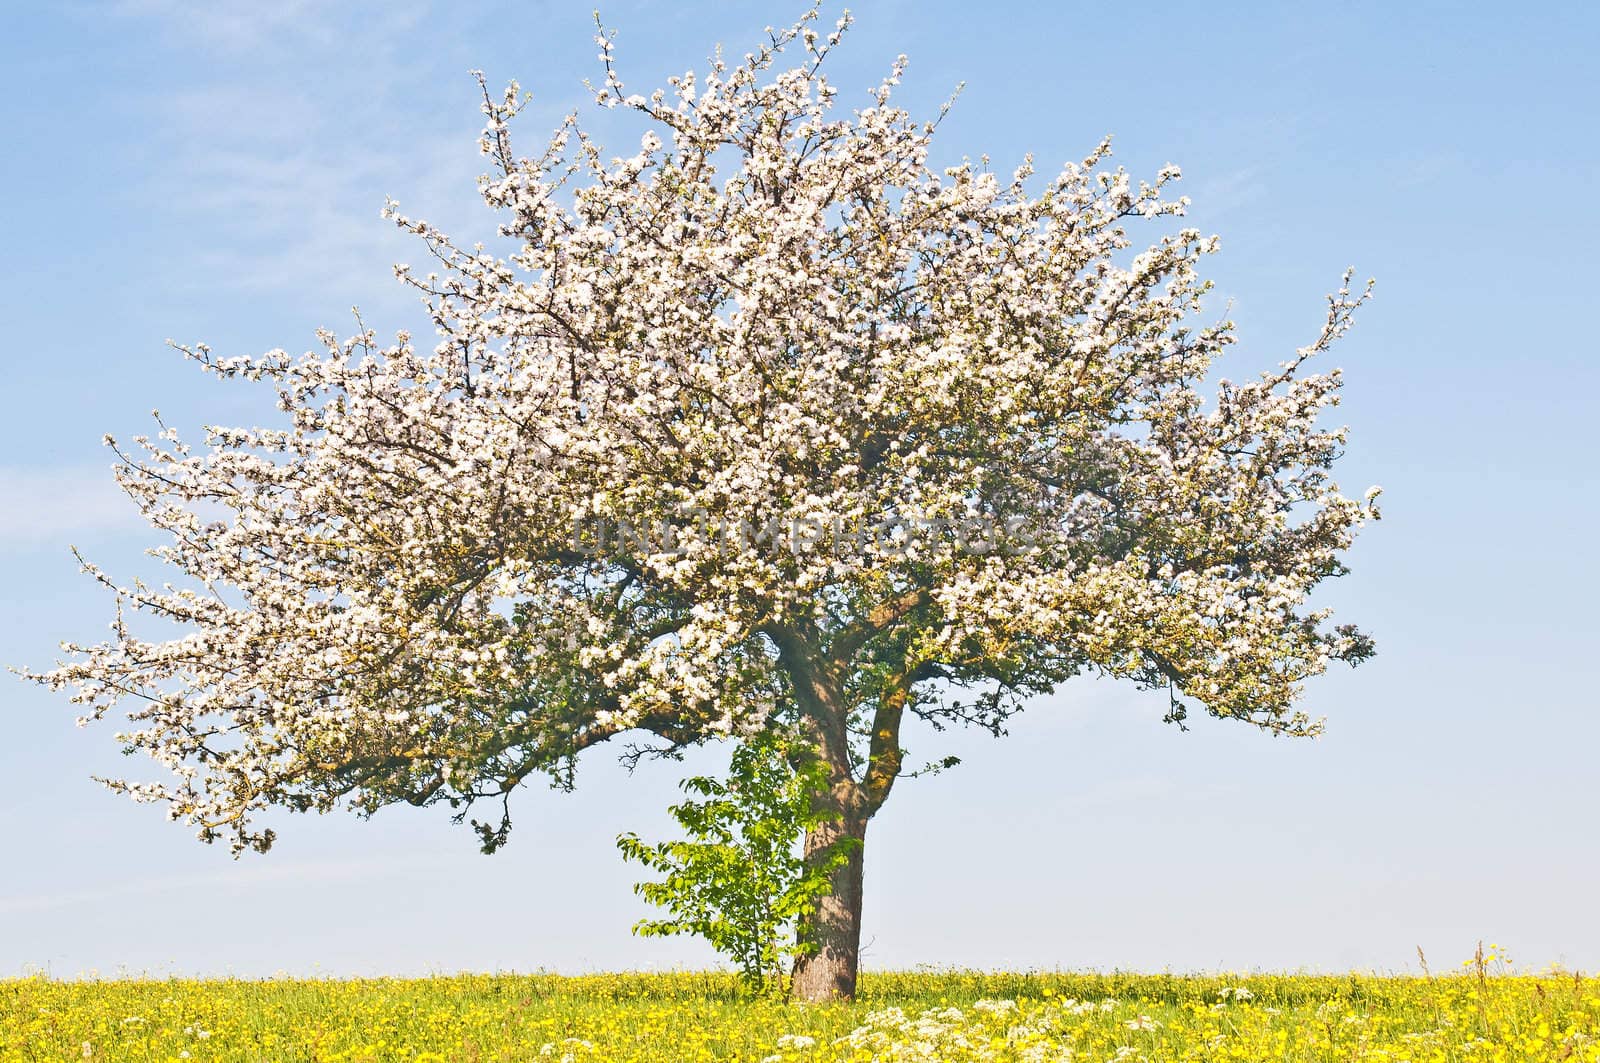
<box><xmin>28</xmin><ymin>6</ymin><xmax>1377</xmax><ymax>1001</ymax></box>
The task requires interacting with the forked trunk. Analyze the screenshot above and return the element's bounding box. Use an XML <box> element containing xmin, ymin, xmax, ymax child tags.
<box><xmin>790</xmin><ymin>812</ymin><xmax>868</xmax><ymax>1002</ymax></box>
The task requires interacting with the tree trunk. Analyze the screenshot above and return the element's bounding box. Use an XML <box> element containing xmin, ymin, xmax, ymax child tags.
<box><xmin>790</xmin><ymin>811</ymin><xmax>868</xmax><ymax>1002</ymax></box>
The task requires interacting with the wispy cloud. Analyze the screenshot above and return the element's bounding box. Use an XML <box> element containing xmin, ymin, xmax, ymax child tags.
<box><xmin>1193</xmin><ymin>165</ymin><xmax>1267</xmax><ymax>221</ymax></box>
<box><xmin>105</xmin><ymin>0</ymin><xmax>380</xmax><ymax>52</ymax></box>
<box><xmin>0</xmin><ymin>857</ymin><xmax>427</xmax><ymax>917</ymax></box>
<box><xmin>0</xmin><ymin>466</ymin><xmax>137</xmax><ymax>549</ymax></box>
<box><xmin>101</xmin><ymin>0</ymin><xmax>486</xmax><ymax>313</ymax></box>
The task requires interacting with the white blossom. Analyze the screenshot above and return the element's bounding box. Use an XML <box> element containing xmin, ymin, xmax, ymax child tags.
<box><xmin>24</xmin><ymin>8</ymin><xmax>1377</xmax><ymax>862</ymax></box>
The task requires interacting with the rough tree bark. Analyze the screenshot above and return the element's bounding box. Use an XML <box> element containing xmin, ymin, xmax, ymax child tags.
<box><xmin>771</xmin><ymin>623</ymin><xmax>909</xmax><ymax>1003</ymax></box>
<box><xmin>790</xmin><ymin>809</ymin><xmax>869</xmax><ymax>1002</ymax></box>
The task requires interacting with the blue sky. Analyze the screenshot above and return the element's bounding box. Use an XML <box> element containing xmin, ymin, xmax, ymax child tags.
<box><xmin>3</xmin><ymin>1</ymin><xmax>1598</xmax><ymax>978</ymax></box>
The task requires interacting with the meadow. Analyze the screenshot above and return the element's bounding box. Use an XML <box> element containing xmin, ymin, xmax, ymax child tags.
<box><xmin>4</xmin><ymin>957</ymin><xmax>1597</xmax><ymax>1062</ymax></box>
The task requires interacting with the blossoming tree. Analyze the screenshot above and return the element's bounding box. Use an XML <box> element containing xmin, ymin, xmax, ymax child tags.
<box><xmin>30</xmin><ymin>8</ymin><xmax>1379</xmax><ymax>1001</ymax></box>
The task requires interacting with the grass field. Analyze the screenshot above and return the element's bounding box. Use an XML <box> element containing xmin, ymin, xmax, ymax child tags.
<box><xmin>4</xmin><ymin>964</ymin><xmax>1596</xmax><ymax>1061</ymax></box>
